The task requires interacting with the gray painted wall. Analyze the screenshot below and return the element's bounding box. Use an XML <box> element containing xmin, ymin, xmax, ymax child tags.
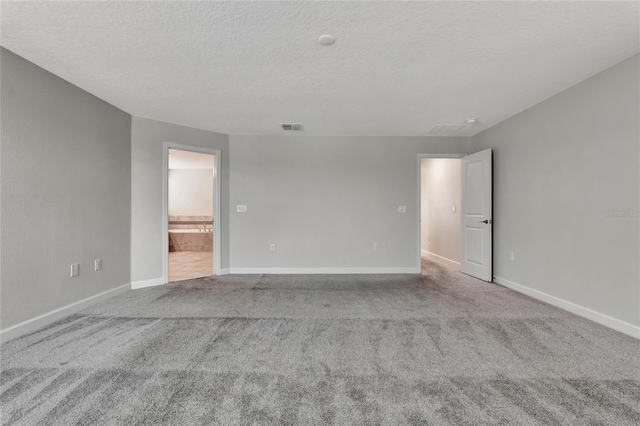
<box><xmin>5</xmin><ymin>45</ymin><xmax>636</xmax><ymax>335</ymax></box>
<box><xmin>421</xmin><ymin>158</ymin><xmax>461</xmax><ymax>263</ymax></box>
<box><xmin>229</xmin><ymin>136</ymin><xmax>469</xmax><ymax>270</ymax></box>
<box><xmin>131</xmin><ymin>117</ymin><xmax>229</xmax><ymax>282</ymax></box>
<box><xmin>1</xmin><ymin>48</ymin><xmax>131</xmax><ymax>329</ymax></box>
<box><xmin>473</xmin><ymin>54</ymin><xmax>640</xmax><ymax>327</ymax></box>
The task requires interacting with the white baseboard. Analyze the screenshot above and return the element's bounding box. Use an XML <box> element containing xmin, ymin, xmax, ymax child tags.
<box><xmin>229</xmin><ymin>267</ymin><xmax>419</xmax><ymax>274</ymax></box>
<box><xmin>217</xmin><ymin>268</ymin><xmax>230</xmax><ymax>275</ymax></box>
<box><xmin>0</xmin><ymin>283</ymin><xmax>130</xmax><ymax>343</ymax></box>
<box><xmin>131</xmin><ymin>277</ymin><xmax>165</xmax><ymax>290</ymax></box>
<box><xmin>493</xmin><ymin>276</ymin><xmax>640</xmax><ymax>340</ymax></box>
<box><xmin>421</xmin><ymin>250</ymin><xmax>460</xmax><ymax>268</ymax></box>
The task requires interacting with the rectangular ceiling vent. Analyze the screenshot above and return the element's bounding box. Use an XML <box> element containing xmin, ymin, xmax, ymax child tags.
<box><xmin>426</xmin><ymin>124</ymin><xmax>467</xmax><ymax>137</ymax></box>
<box><xmin>281</xmin><ymin>123</ymin><xmax>304</xmax><ymax>131</ymax></box>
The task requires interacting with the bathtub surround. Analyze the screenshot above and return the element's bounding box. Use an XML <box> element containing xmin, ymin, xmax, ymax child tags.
<box><xmin>0</xmin><ymin>48</ymin><xmax>131</xmax><ymax>331</ymax></box>
<box><xmin>168</xmin><ymin>216</ymin><xmax>214</xmax><ymax>252</ymax></box>
<box><xmin>168</xmin><ymin>215</ymin><xmax>214</xmax><ymax>230</ymax></box>
<box><xmin>168</xmin><ymin>232</ymin><xmax>213</xmax><ymax>252</ymax></box>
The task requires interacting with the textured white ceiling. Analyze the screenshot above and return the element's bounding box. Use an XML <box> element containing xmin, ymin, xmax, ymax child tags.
<box><xmin>2</xmin><ymin>1</ymin><xmax>638</xmax><ymax>136</ymax></box>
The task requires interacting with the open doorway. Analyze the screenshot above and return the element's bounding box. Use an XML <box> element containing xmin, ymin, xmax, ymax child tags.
<box><xmin>417</xmin><ymin>150</ymin><xmax>493</xmax><ymax>281</ymax></box>
<box><xmin>167</xmin><ymin>148</ymin><xmax>215</xmax><ymax>281</ymax></box>
<box><xmin>420</xmin><ymin>157</ymin><xmax>462</xmax><ymax>273</ymax></box>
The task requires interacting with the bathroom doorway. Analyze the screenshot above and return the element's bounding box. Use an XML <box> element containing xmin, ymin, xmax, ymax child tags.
<box><xmin>165</xmin><ymin>146</ymin><xmax>218</xmax><ymax>282</ymax></box>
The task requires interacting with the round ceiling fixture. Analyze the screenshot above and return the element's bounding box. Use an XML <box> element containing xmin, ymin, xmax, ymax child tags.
<box><xmin>318</xmin><ymin>35</ymin><xmax>335</xmax><ymax>46</ymax></box>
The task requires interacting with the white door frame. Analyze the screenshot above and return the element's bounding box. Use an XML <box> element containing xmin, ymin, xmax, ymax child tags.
<box><xmin>163</xmin><ymin>142</ymin><xmax>222</xmax><ymax>283</ymax></box>
<box><xmin>415</xmin><ymin>153</ymin><xmax>466</xmax><ymax>272</ymax></box>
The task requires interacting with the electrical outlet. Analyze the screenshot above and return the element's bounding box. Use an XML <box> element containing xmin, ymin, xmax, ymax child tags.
<box><xmin>373</xmin><ymin>243</ymin><xmax>379</xmax><ymax>252</ymax></box>
<box><xmin>95</xmin><ymin>259</ymin><xmax>102</xmax><ymax>271</ymax></box>
<box><xmin>269</xmin><ymin>244</ymin><xmax>276</xmax><ymax>252</ymax></box>
<box><xmin>509</xmin><ymin>251</ymin><xmax>515</xmax><ymax>261</ymax></box>
<box><xmin>70</xmin><ymin>264</ymin><xmax>79</xmax><ymax>277</ymax></box>
<box><xmin>236</xmin><ymin>205</ymin><xmax>247</xmax><ymax>213</ymax></box>
<box><xmin>397</xmin><ymin>205</ymin><xmax>406</xmax><ymax>213</ymax></box>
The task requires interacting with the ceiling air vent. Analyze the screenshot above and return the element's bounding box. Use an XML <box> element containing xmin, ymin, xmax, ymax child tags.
<box><xmin>426</xmin><ymin>124</ymin><xmax>467</xmax><ymax>137</ymax></box>
<box><xmin>281</xmin><ymin>123</ymin><xmax>304</xmax><ymax>131</ymax></box>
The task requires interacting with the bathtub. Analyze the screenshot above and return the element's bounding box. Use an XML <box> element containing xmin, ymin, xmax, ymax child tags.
<box><xmin>168</xmin><ymin>229</ymin><xmax>213</xmax><ymax>251</ymax></box>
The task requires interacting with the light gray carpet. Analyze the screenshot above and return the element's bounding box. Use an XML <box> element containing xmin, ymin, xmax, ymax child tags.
<box><xmin>1</xmin><ymin>258</ymin><xmax>639</xmax><ymax>425</ymax></box>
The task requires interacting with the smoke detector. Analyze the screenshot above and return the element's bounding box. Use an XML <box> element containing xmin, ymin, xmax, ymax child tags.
<box><xmin>318</xmin><ymin>35</ymin><xmax>335</xmax><ymax>46</ymax></box>
<box><xmin>281</xmin><ymin>123</ymin><xmax>304</xmax><ymax>131</ymax></box>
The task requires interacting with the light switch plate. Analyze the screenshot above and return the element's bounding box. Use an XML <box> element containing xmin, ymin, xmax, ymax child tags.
<box><xmin>236</xmin><ymin>205</ymin><xmax>247</xmax><ymax>213</ymax></box>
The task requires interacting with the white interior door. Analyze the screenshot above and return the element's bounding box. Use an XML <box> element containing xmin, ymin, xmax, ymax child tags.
<box><xmin>461</xmin><ymin>149</ymin><xmax>492</xmax><ymax>281</ymax></box>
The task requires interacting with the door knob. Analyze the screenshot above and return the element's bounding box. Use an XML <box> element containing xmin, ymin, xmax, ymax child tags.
<box><xmin>480</xmin><ymin>219</ymin><xmax>492</xmax><ymax>224</ymax></box>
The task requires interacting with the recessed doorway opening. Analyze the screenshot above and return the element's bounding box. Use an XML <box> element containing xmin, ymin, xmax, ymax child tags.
<box><xmin>420</xmin><ymin>157</ymin><xmax>463</xmax><ymax>273</ymax></box>
<box><xmin>417</xmin><ymin>151</ymin><xmax>493</xmax><ymax>281</ymax></box>
<box><xmin>165</xmin><ymin>146</ymin><xmax>219</xmax><ymax>282</ymax></box>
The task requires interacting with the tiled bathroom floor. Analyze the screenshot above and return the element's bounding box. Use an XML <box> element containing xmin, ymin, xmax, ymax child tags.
<box><xmin>169</xmin><ymin>251</ymin><xmax>213</xmax><ymax>282</ymax></box>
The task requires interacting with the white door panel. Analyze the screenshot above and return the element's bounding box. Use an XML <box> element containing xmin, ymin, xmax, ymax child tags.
<box><xmin>461</xmin><ymin>149</ymin><xmax>492</xmax><ymax>281</ymax></box>
<box><xmin>464</xmin><ymin>227</ymin><xmax>484</xmax><ymax>265</ymax></box>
